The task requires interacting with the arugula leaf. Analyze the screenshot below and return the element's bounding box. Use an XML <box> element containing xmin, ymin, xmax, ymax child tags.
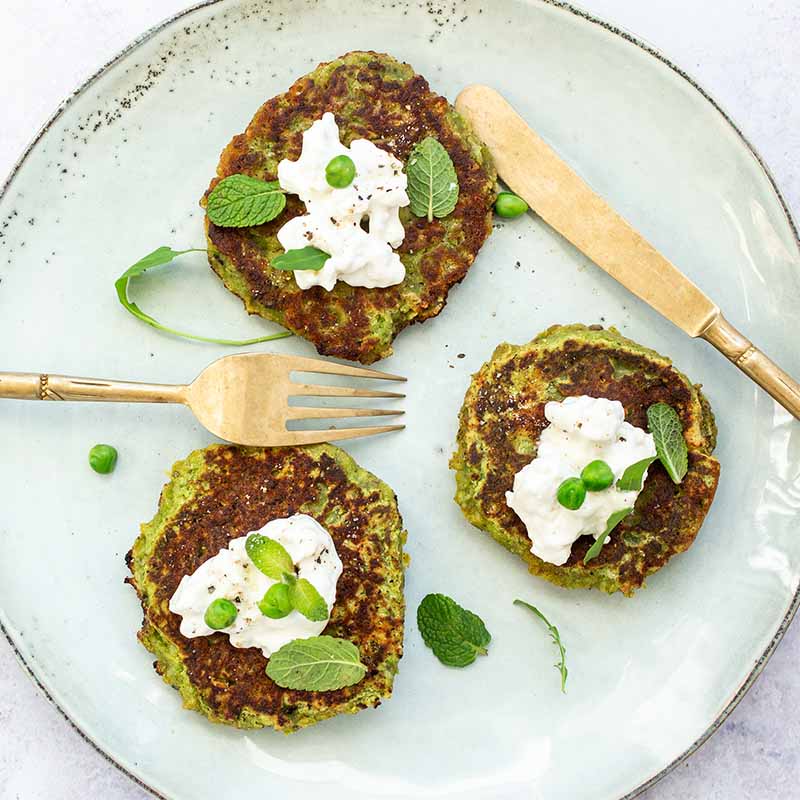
<box><xmin>245</xmin><ymin>533</ymin><xmax>294</xmax><ymax>580</ymax></box>
<box><xmin>616</xmin><ymin>456</ymin><xmax>657</xmax><ymax>492</ymax></box>
<box><xmin>417</xmin><ymin>593</ymin><xmax>490</xmax><ymax>667</ymax></box>
<box><xmin>406</xmin><ymin>137</ymin><xmax>459</xmax><ymax>222</ymax></box>
<box><xmin>583</xmin><ymin>508</ymin><xmax>634</xmax><ymax>564</ymax></box>
<box><xmin>289</xmin><ymin>578</ymin><xmax>329</xmax><ymax>622</ymax></box>
<box><xmin>115</xmin><ymin>246</ymin><xmax>292</xmax><ymax>345</ymax></box>
<box><xmin>514</xmin><ymin>599</ymin><xmax>568</xmax><ymax>693</ymax></box>
<box><xmin>272</xmin><ymin>246</ymin><xmax>331</xmax><ymax>272</ymax></box>
<box><xmin>647</xmin><ymin>403</ymin><xmax>689</xmax><ymax>484</ymax></box>
<box><xmin>206</xmin><ymin>174</ymin><xmax>286</xmax><ymax>228</ymax></box>
<box><xmin>265</xmin><ymin>635</ymin><xmax>367</xmax><ymax>691</ymax></box>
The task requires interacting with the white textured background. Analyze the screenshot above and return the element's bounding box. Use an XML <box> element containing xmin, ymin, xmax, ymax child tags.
<box><xmin>1</xmin><ymin>1</ymin><xmax>798</xmax><ymax>798</ymax></box>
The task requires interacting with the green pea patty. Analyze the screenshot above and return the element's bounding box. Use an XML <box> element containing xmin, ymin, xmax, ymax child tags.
<box><xmin>202</xmin><ymin>50</ymin><xmax>496</xmax><ymax>364</ymax></box>
<box><xmin>127</xmin><ymin>443</ymin><xmax>407</xmax><ymax>732</ymax></box>
<box><xmin>450</xmin><ymin>324</ymin><xmax>720</xmax><ymax>596</ymax></box>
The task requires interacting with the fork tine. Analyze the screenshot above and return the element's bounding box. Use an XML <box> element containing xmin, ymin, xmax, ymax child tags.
<box><xmin>287</xmin><ymin>407</ymin><xmax>404</xmax><ymax>421</ymax></box>
<box><xmin>287</xmin><ymin>355</ymin><xmax>406</xmax><ymax>382</ymax></box>
<box><xmin>290</xmin><ymin>383</ymin><xmax>405</xmax><ymax>399</ymax></box>
<box><xmin>285</xmin><ymin>424</ymin><xmax>405</xmax><ymax>445</ymax></box>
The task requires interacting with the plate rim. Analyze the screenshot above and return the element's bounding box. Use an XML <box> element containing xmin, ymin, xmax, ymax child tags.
<box><xmin>1</xmin><ymin>1</ymin><xmax>798</xmax><ymax>798</ymax></box>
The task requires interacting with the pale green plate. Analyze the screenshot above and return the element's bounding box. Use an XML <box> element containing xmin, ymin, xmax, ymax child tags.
<box><xmin>1</xmin><ymin>1</ymin><xmax>799</xmax><ymax>799</ymax></box>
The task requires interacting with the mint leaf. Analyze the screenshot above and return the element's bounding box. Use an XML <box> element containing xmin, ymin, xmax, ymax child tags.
<box><xmin>272</xmin><ymin>246</ymin><xmax>331</xmax><ymax>271</ymax></box>
<box><xmin>647</xmin><ymin>403</ymin><xmax>689</xmax><ymax>484</ymax></box>
<box><xmin>406</xmin><ymin>137</ymin><xmax>459</xmax><ymax>222</ymax></box>
<box><xmin>616</xmin><ymin>456</ymin><xmax>657</xmax><ymax>492</ymax></box>
<box><xmin>206</xmin><ymin>174</ymin><xmax>286</xmax><ymax>228</ymax></box>
<box><xmin>115</xmin><ymin>246</ymin><xmax>292</xmax><ymax>345</ymax></box>
<box><xmin>417</xmin><ymin>593</ymin><xmax>490</xmax><ymax>667</ymax></box>
<box><xmin>289</xmin><ymin>578</ymin><xmax>329</xmax><ymax>622</ymax></box>
<box><xmin>265</xmin><ymin>635</ymin><xmax>367</xmax><ymax>691</ymax></box>
<box><xmin>583</xmin><ymin>508</ymin><xmax>634</xmax><ymax>564</ymax></box>
<box><xmin>514</xmin><ymin>599</ymin><xmax>568</xmax><ymax>693</ymax></box>
<box><xmin>245</xmin><ymin>533</ymin><xmax>294</xmax><ymax>580</ymax></box>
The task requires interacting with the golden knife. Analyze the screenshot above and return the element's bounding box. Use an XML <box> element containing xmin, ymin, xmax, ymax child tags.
<box><xmin>456</xmin><ymin>84</ymin><xmax>800</xmax><ymax>421</ymax></box>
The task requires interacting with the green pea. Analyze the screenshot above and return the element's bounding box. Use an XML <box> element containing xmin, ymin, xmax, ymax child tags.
<box><xmin>581</xmin><ymin>460</ymin><xmax>615</xmax><ymax>491</ymax></box>
<box><xmin>557</xmin><ymin>477</ymin><xmax>586</xmax><ymax>510</ymax></box>
<box><xmin>258</xmin><ymin>583</ymin><xmax>293</xmax><ymax>619</ymax></box>
<box><xmin>494</xmin><ymin>191</ymin><xmax>528</xmax><ymax>218</ymax></box>
<box><xmin>88</xmin><ymin>444</ymin><xmax>118</xmax><ymax>474</ymax></box>
<box><xmin>204</xmin><ymin>598</ymin><xmax>238</xmax><ymax>630</ymax></box>
<box><xmin>325</xmin><ymin>154</ymin><xmax>356</xmax><ymax>188</ymax></box>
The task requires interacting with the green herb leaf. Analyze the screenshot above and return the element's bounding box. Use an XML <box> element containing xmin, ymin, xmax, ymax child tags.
<box><xmin>288</xmin><ymin>578</ymin><xmax>329</xmax><ymax>622</ymax></box>
<box><xmin>647</xmin><ymin>403</ymin><xmax>689</xmax><ymax>484</ymax></box>
<box><xmin>245</xmin><ymin>534</ymin><xmax>294</xmax><ymax>580</ymax></box>
<box><xmin>514</xmin><ymin>599</ymin><xmax>568</xmax><ymax>693</ymax></box>
<box><xmin>616</xmin><ymin>456</ymin><xmax>658</xmax><ymax>492</ymax></box>
<box><xmin>583</xmin><ymin>508</ymin><xmax>634</xmax><ymax>564</ymax></box>
<box><xmin>271</xmin><ymin>246</ymin><xmax>331</xmax><ymax>272</ymax></box>
<box><xmin>265</xmin><ymin>635</ymin><xmax>367</xmax><ymax>691</ymax></box>
<box><xmin>406</xmin><ymin>137</ymin><xmax>459</xmax><ymax>222</ymax></box>
<box><xmin>206</xmin><ymin>174</ymin><xmax>286</xmax><ymax>228</ymax></box>
<box><xmin>417</xmin><ymin>593</ymin><xmax>491</xmax><ymax>667</ymax></box>
<box><xmin>115</xmin><ymin>246</ymin><xmax>292</xmax><ymax>345</ymax></box>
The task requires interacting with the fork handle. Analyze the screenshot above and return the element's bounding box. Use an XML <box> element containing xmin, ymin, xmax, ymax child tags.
<box><xmin>0</xmin><ymin>372</ymin><xmax>188</xmax><ymax>403</ymax></box>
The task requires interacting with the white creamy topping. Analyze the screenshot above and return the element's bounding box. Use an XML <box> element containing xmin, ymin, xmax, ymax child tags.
<box><xmin>505</xmin><ymin>396</ymin><xmax>657</xmax><ymax>566</ymax></box>
<box><xmin>277</xmin><ymin>112</ymin><xmax>409</xmax><ymax>291</ymax></box>
<box><xmin>168</xmin><ymin>514</ymin><xmax>342</xmax><ymax>657</ymax></box>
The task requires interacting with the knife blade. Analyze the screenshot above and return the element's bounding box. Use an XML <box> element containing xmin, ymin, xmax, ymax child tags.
<box><xmin>455</xmin><ymin>84</ymin><xmax>800</xmax><ymax>419</ymax></box>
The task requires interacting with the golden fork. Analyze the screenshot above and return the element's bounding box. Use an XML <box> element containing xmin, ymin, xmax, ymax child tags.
<box><xmin>0</xmin><ymin>354</ymin><xmax>405</xmax><ymax>446</ymax></box>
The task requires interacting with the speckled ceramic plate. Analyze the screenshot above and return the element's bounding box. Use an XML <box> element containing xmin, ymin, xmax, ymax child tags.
<box><xmin>1</xmin><ymin>1</ymin><xmax>799</xmax><ymax>798</ymax></box>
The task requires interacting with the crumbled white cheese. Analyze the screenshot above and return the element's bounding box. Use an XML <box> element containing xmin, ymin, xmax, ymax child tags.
<box><xmin>169</xmin><ymin>514</ymin><xmax>342</xmax><ymax>657</ymax></box>
<box><xmin>277</xmin><ymin>112</ymin><xmax>409</xmax><ymax>291</ymax></box>
<box><xmin>506</xmin><ymin>396</ymin><xmax>657</xmax><ymax>565</ymax></box>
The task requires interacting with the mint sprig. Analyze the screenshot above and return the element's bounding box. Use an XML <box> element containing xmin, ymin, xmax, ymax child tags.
<box><xmin>265</xmin><ymin>635</ymin><xmax>367</xmax><ymax>691</ymax></box>
<box><xmin>406</xmin><ymin>137</ymin><xmax>459</xmax><ymax>222</ymax></box>
<box><xmin>514</xmin><ymin>599</ymin><xmax>568</xmax><ymax>693</ymax></box>
<box><xmin>289</xmin><ymin>578</ymin><xmax>328</xmax><ymax>622</ymax></box>
<box><xmin>115</xmin><ymin>246</ymin><xmax>292</xmax><ymax>345</ymax></box>
<box><xmin>206</xmin><ymin>174</ymin><xmax>286</xmax><ymax>228</ymax></box>
<box><xmin>616</xmin><ymin>456</ymin><xmax>657</xmax><ymax>492</ymax></box>
<box><xmin>272</xmin><ymin>246</ymin><xmax>331</xmax><ymax>272</ymax></box>
<box><xmin>583</xmin><ymin>508</ymin><xmax>633</xmax><ymax>564</ymax></box>
<box><xmin>246</xmin><ymin>533</ymin><xmax>294</xmax><ymax>580</ymax></box>
<box><xmin>417</xmin><ymin>593</ymin><xmax>490</xmax><ymax>667</ymax></box>
<box><xmin>647</xmin><ymin>403</ymin><xmax>689</xmax><ymax>484</ymax></box>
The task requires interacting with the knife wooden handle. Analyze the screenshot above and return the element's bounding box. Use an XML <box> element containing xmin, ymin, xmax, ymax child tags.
<box><xmin>702</xmin><ymin>317</ymin><xmax>800</xmax><ymax>419</ymax></box>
